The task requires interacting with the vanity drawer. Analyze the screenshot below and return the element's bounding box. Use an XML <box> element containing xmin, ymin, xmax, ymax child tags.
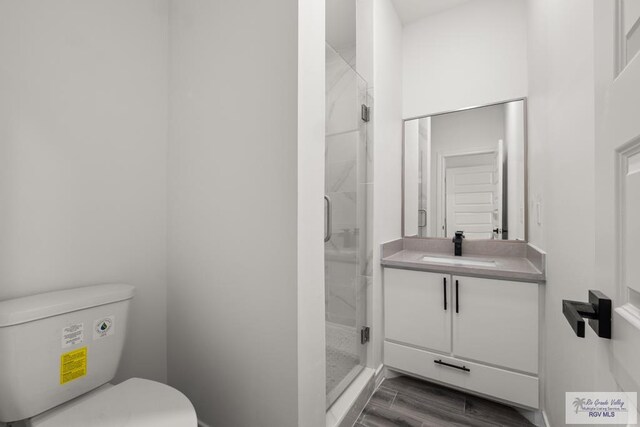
<box><xmin>384</xmin><ymin>341</ymin><xmax>539</xmax><ymax>409</ymax></box>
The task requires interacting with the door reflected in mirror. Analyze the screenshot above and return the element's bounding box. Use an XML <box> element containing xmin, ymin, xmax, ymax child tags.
<box><xmin>403</xmin><ymin>99</ymin><xmax>527</xmax><ymax>241</ymax></box>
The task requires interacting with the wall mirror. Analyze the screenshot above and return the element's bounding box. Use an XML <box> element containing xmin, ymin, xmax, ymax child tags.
<box><xmin>403</xmin><ymin>99</ymin><xmax>527</xmax><ymax>241</ymax></box>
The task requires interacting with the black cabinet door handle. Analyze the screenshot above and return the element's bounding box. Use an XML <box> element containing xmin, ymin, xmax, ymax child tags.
<box><xmin>455</xmin><ymin>280</ymin><xmax>459</xmax><ymax>313</ymax></box>
<box><xmin>434</xmin><ymin>359</ymin><xmax>470</xmax><ymax>372</ymax></box>
<box><xmin>443</xmin><ymin>277</ymin><xmax>447</xmax><ymax>311</ymax></box>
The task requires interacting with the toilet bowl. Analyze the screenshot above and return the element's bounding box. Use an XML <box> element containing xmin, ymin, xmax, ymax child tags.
<box><xmin>28</xmin><ymin>379</ymin><xmax>196</xmax><ymax>427</ymax></box>
<box><xmin>0</xmin><ymin>284</ymin><xmax>197</xmax><ymax>426</ymax></box>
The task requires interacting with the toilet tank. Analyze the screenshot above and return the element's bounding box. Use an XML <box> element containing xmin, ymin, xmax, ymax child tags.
<box><xmin>0</xmin><ymin>284</ymin><xmax>134</xmax><ymax>423</ymax></box>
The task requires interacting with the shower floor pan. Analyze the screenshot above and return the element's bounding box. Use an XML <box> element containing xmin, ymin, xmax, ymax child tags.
<box><xmin>326</xmin><ymin>321</ymin><xmax>364</xmax><ymax>407</ymax></box>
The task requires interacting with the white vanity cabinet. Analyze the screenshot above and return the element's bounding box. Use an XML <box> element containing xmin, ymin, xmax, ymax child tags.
<box><xmin>383</xmin><ymin>267</ymin><xmax>540</xmax><ymax>409</ymax></box>
<box><xmin>384</xmin><ymin>268</ymin><xmax>451</xmax><ymax>353</ymax></box>
<box><xmin>452</xmin><ymin>275</ymin><xmax>538</xmax><ymax>374</ymax></box>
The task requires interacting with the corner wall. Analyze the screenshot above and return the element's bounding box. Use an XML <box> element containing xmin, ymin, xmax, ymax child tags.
<box><xmin>371</xmin><ymin>0</ymin><xmax>403</xmax><ymax>370</ymax></box>
<box><xmin>0</xmin><ymin>0</ymin><xmax>169</xmax><ymax>384</ymax></box>
<box><xmin>0</xmin><ymin>4</ymin><xmax>326</xmax><ymax>425</ymax></box>
<box><xmin>297</xmin><ymin>0</ymin><xmax>327</xmax><ymax>424</ymax></box>
<box><xmin>167</xmin><ymin>1</ymin><xmax>316</xmax><ymax>426</ymax></box>
<box><xmin>526</xmin><ymin>0</ymin><xmax>618</xmax><ymax>424</ymax></box>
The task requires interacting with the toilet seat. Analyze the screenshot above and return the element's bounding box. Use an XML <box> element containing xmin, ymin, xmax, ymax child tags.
<box><xmin>29</xmin><ymin>378</ymin><xmax>197</xmax><ymax>427</ymax></box>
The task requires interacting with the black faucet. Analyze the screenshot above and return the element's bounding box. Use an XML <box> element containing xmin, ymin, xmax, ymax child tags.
<box><xmin>452</xmin><ymin>231</ymin><xmax>465</xmax><ymax>256</ymax></box>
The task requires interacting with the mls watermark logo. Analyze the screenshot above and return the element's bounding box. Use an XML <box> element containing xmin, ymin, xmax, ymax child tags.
<box><xmin>566</xmin><ymin>392</ymin><xmax>637</xmax><ymax>424</ymax></box>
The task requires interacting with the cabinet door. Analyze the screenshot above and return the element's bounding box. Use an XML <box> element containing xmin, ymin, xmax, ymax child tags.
<box><xmin>452</xmin><ymin>276</ymin><xmax>538</xmax><ymax>374</ymax></box>
<box><xmin>384</xmin><ymin>268</ymin><xmax>451</xmax><ymax>353</ymax></box>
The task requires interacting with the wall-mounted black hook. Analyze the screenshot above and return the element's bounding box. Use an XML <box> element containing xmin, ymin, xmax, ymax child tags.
<box><xmin>562</xmin><ymin>290</ymin><xmax>611</xmax><ymax>339</ymax></box>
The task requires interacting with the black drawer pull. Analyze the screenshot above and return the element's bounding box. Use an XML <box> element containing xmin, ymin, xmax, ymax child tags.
<box><xmin>443</xmin><ymin>277</ymin><xmax>447</xmax><ymax>311</ymax></box>
<box><xmin>455</xmin><ymin>280</ymin><xmax>459</xmax><ymax>313</ymax></box>
<box><xmin>434</xmin><ymin>359</ymin><xmax>470</xmax><ymax>372</ymax></box>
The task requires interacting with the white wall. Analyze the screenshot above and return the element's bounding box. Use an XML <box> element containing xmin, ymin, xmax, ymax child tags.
<box><xmin>356</xmin><ymin>0</ymin><xmax>374</xmax><ymax>87</ymax></box>
<box><xmin>167</xmin><ymin>1</ymin><xmax>323</xmax><ymax>426</ymax></box>
<box><xmin>0</xmin><ymin>3</ymin><xmax>325</xmax><ymax>425</ymax></box>
<box><xmin>403</xmin><ymin>120</ymin><xmax>420</xmax><ymax>237</ymax></box>
<box><xmin>371</xmin><ymin>0</ymin><xmax>403</xmax><ymax>369</ymax></box>
<box><xmin>504</xmin><ymin>102</ymin><xmax>525</xmax><ymax>240</ymax></box>
<box><xmin>429</xmin><ymin>105</ymin><xmax>505</xmax><ymax>168</ymax></box>
<box><xmin>326</xmin><ymin>0</ymin><xmax>356</xmax><ymax>67</ymax></box>
<box><xmin>526</xmin><ymin>0</ymin><xmax>618</xmax><ymax>425</ymax></box>
<box><xmin>419</xmin><ymin>118</ymin><xmax>432</xmax><ymax>238</ymax></box>
<box><xmin>402</xmin><ymin>0</ymin><xmax>528</xmax><ymax>118</ymax></box>
<box><xmin>0</xmin><ymin>0</ymin><xmax>169</xmax><ymax>384</ymax></box>
<box><xmin>297</xmin><ymin>0</ymin><xmax>327</xmax><ymax>424</ymax></box>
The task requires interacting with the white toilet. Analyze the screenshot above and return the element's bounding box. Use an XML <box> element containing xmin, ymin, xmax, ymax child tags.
<box><xmin>0</xmin><ymin>284</ymin><xmax>197</xmax><ymax>426</ymax></box>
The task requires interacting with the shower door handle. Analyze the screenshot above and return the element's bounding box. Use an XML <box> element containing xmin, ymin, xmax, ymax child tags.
<box><xmin>419</xmin><ymin>209</ymin><xmax>427</xmax><ymax>227</ymax></box>
<box><xmin>324</xmin><ymin>195</ymin><xmax>332</xmax><ymax>242</ymax></box>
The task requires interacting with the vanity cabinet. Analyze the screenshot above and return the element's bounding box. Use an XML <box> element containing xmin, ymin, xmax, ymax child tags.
<box><xmin>384</xmin><ymin>268</ymin><xmax>451</xmax><ymax>353</ymax></box>
<box><xmin>383</xmin><ymin>267</ymin><xmax>540</xmax><ymax>408</ymax></box>
<box><xmin>452</xmin><ymin>275</ymin><xmax>538</xmax><ymax>374</ymax></box>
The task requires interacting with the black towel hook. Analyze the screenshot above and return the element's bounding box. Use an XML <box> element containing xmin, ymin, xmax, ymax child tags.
<box><xmin>562</xmin><ymin>290</ymin><xmax>611</xmax><ymax>339</ymax></box>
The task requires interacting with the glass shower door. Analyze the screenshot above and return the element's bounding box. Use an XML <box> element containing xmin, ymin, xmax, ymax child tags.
<box><xmin>325</xmin><ymin>44</ymin><xmax>370</xmax><ymax>408</ymax></box>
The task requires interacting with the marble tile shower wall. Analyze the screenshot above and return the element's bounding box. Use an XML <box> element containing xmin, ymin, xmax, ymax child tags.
<box><xmin>325</xmin><ymin>46</ymin><xmax>373</xmax><ymax>329</ymax></box>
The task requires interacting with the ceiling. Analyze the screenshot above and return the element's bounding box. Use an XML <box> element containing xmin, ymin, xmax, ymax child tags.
<box><xmin>391</xmin><ymin>0</ymin><xmax>474</xmax><ymax>25</ymax></box>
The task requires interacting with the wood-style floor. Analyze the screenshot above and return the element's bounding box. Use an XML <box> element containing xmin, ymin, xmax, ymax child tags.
<box><xmin>354</xmin><ymin>375</ymin><xmax>534</xmax><ymax>427</ymax></box>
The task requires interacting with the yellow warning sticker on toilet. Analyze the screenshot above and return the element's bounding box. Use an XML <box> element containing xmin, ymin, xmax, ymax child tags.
<box><xmin>60</xmin><ymin>347</ymin><xmax>87</xmax><ymax>385</ymax></box>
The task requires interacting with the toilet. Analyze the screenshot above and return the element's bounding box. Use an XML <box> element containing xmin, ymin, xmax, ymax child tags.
<box><xmin>0</xmin><ymin>284</ymin><xmax>197</xmax><ymax>426</ymax></box>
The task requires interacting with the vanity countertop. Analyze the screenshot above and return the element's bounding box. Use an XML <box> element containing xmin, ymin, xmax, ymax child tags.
<box><xmin>381</xmin><ymin>238</ymin><xmax>546</xmax><ymax>282</ymax></box>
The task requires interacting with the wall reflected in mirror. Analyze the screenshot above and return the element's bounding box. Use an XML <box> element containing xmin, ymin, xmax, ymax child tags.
<box><xmin>403</xmin><ymin>100</ymin><xmax>526</xmax><ymax>241</ymax></box>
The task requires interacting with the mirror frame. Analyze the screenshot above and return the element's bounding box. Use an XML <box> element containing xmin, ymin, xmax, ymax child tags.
<box><xmin>401</xmin><ymin>97</ymin><xmax>529</xmax><ymax>242</ymax></box>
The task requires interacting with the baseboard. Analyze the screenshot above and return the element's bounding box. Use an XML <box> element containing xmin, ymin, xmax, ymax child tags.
<box><xmin>514</xmin><ymin>407</ymin><xmax>546</xmax><ymax>427</ymax></box>
<box><xmin>374</xmin><ymin>363</ymin><xmax>385</xmax><ymax>387</ymax></box>
<box><xmin>382</xmin><ymin>366</ymin><xmax>400</xmax><ymax>380</ymax></box>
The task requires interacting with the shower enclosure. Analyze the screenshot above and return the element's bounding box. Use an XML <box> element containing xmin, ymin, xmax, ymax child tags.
<box><xmin>325</xmin><ymin>44</ymin><xmax>373</xmax><ymax>408</ymax></box>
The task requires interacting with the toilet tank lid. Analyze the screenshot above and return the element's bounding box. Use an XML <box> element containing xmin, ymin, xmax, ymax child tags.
<box><xmin>0</xmin><ymin>284</ymin><xmax>135</xmax><ymax>327</ymax></box>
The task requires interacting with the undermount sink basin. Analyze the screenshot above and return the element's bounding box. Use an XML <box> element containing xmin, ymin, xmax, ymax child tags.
<box><xmin>421</xmin><ymin>255</ymin><xmax>497</xmax><ymax>268</ymax></box>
